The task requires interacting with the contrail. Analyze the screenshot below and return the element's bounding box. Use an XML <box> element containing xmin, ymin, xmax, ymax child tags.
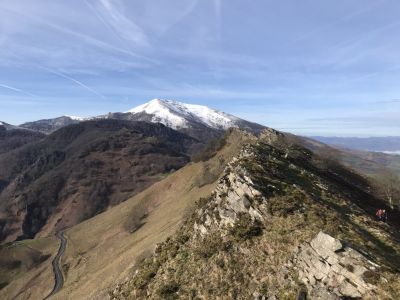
<box><xmin>40</xmin><ymin>66</ymin><xmax>107</xmax><ymax>100</ymax></box>
<box><xmin>0</xmin><ymin>5</ymin><xmax>156</xmax><ymax>64</ymax></box>
<box><xmin>83</xmin><ymin>0</ymin><xmax>138</xmax><ymax>55</ymax></box>
<box><xmin>5</xmin><ymin>52</ymin><xmax>107</xmax><ymax>100</ymax></box>
<box><xmin>0</xmin><ymin>83</ymin><xmax>38</xmax><ymax>97</ymax></box>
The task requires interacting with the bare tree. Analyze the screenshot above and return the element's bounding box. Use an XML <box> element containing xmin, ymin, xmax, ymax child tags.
<box><xmin>378</xmin><ymin>170</ymin><xmax>400</xmax><ymax>210</ymax></box>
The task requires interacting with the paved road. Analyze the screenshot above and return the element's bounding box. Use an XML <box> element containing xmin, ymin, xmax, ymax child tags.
<box><xmin>44</xmin><ymin>231</ymin><xmax>67</xmax><ymax>299</ymax></box>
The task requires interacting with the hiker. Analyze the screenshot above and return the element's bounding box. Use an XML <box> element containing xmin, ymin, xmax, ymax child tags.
<box><xmin>376</xmin><ymin>209</ymin><xmax>383</xmax><ymax>221</ymax></box>
<box><xmin>382</xmin><ymin>209</ymin><xmax>387</xmax><ymax>222</ymax></box>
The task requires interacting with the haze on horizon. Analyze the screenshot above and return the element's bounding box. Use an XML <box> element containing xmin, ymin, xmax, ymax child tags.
<box><xmin>0</xmin><ymin>0</ymin><xmax>399</xmax><ymax>137</ymax></box>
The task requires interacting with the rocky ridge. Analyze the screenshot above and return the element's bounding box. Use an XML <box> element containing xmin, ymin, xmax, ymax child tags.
<box><xmin>111</xmin><ymin>129</ymin><xmax>400</xmax><ymax>299</ymax></box>
<box><xmin>194</xmin><ymin>144</ymin><xmax>266</xmax><ymax>236</ymax></box>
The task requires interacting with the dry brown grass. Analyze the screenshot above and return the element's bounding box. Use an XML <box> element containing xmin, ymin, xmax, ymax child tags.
<box><xmin>50</xmin><ymin>129</ymin><xmax>251</xmax><ymax>300</ymax></box>
<box><xmin>0</xmin><ymin>128</ymin><xmax>252</xmax><ymax>300</ymax></box>
<box><xmin>0</xmin><ymin>236</ymin><xmax>57</xmax><ymax>300</ymax></box>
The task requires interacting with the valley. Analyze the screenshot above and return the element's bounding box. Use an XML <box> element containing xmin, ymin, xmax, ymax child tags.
<box><xmin>1</xmin><ymin>100</ymin><xmax>399</xmax><ymax>300</ymax></box>
<box><xmin>2</xmin><ymin>2</ymin><xmax>400</xmax><ymax>299</ymax></box>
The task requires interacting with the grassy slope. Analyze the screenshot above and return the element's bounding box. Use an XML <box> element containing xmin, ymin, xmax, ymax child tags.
<box><xmin>0</xmin><ymin>236</ymin><xmax>57</xmax><ymax>300</ymax></box>
<box><xmin>299</xmin><ymin>136</ymin><xmax>400</xmax><ymax>193</ymax></box>
<box><xmin>1</xmin><ymin>129</ymin><xmax>251</xmax><ymax>300</ymax></box>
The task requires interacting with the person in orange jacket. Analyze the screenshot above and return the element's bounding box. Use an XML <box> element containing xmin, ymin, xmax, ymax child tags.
<box><xmin>376</xmin><ymin>209</ymin><xmax>383</xmax><ymax>221</ymax></box>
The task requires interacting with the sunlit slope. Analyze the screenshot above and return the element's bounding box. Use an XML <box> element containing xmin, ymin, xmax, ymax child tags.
<box><xmin>53</xmin><ymin>129</ymin><xmax>253</xmax><ymax>299</ymax></box>
<box><xmin>0</xmin><ymin>236</ymin><xmax>57</xmax><ymax>300</ymax></box>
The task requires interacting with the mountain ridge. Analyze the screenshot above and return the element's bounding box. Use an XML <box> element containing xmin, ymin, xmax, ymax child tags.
<box><xmin>18</xmin><ymin>99</ymin><xmax>265</xmax><ymax>138</ymax></box>
<box><xmin>110</xmin><ymin>128</ymin><xmax>400</xmax><ymax>299</ymax></box>
<box><xmin>0</xmin><ymin>119</ymin><xmax>203</xmax><ymax>243</ymax></box>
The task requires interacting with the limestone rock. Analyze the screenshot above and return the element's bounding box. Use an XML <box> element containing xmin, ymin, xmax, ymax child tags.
<box><xmin>293</xmin><ymin>231</ymin><xmax>379</xmax><ymax>299</ymax></box>
<box><xmin>194</xmin><ymin>148</ymin><xmax>266</xmax><ymax>235</ymax></box>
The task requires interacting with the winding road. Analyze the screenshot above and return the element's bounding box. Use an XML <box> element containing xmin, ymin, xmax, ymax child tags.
<box><xmin>44</xmin><ymin>231</ymin><xmax>67</xmax><ymax>299</ymax></box>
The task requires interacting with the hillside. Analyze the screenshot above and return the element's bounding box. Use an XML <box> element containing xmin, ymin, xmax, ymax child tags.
<box><xmin>0</xmin><ymin>128</ymin><xmax>253</xmax><ymax>299</ymax></box>
<box><xmin>2</xmin><ymin>111</ymin><xmax>400</xmax><ymax>299</ymax></box>
<box><xmin>299</xmin><ymin>136</ymin><xmax>400</xmax><ymax>202</ymax></box>
<box><xmin>2</xmin><ymin>128</ymin><xmax>400</xmax><ymax>299</ymax></box>
<box><xmin>0</xmin><ymin>123</ymin><xmax>44</xmax><ymax>154</ymax></box>
<box><xmin>20</xmin><ymin>116</ymin><xmax>81</xmax><ymax>134</ymax></box>
<box><xmin>0</xmin><ymin>119</ymin><xmax>202</xmax><ymax>243</ymax></box>
<box><xmin>312</xmin><ymin>136</ymin><xmax>400</xmax><ymax>152</ymax></box>
<box><xmin>340</xmin><ymin>148</ymin><xmax>400</xmax><ymax>178</ymax></box>
<box><xmin>111</xmin><ymin>129</ymin><xmax>400</xmax><ymax>299</ymax></box>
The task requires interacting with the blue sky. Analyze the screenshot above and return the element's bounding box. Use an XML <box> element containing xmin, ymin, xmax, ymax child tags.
<box><xmin>0</xmin><ymin>0</ymin><xmax>399</xmax><ymax>136</ymax></box>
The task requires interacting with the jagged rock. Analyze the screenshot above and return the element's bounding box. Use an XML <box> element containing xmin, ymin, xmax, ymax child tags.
<box><xmin>310</xmin><ymin>231</ymin><xmax>343</xmax><ymax>253</ymax></box>
<box><xmin>293</xmin><ymin>231</ymin><xmax>379</xmax><ymax>299</ymax></box>
<box><xmin>259</xmin><ymin>128</ymin><xmax>284</xmax><ymax>144</ymax></box>
<box><xmin>194</xmin><ymin>148</ymin><xmax>265</xmax><ymax>235</ymax></box>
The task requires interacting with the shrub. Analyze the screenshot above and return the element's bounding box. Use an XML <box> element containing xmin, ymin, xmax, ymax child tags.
<box><xmin>363</xmin><ymin>270</ymin><xmax>380</xmax><ymax>285</ymax></box>
<box><xmin>268</xmin><ymin>192</ymin><xmax>304</xmax><ymax>217</ymax></box>
<box><xmin>345</xmin><ymin>264</ymin><xmax>354</xmax><ymax>272</ymax></box>
<box><xmin>259</xmin><ymin>282</ymin><xmax>269</xmax><ymax>296</ymax></box>
<box><xmin>194</xmin><ymin>233</ymin><xmax>222</xmax><ymax>259</ymax></box>
<box><xmin>124</xmin><ymin>201</ymin><xmax>148</xmax><ymax>233</ymax></box>
<box><xmin>229</xmin><ymin>213</ymin><xmax>263</xmax><ymax>240</ymax></box>
<box><xmin>0</xmin><ymin>281</ymin><xmax>9</xmax><ymax>290</ymax></box>
<box><xmin>132</xmin><ymin>261</ymin><xmax>160</xmax><ymax>290</ymax></box>
<box><xmin>157</xmin><ymin>281</ymin><xmax>180</xmax><ymax>299</ymax></box>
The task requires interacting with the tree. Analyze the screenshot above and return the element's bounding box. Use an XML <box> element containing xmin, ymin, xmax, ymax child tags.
<box><xmin>378</xmin><ymin>170</ymin><xmax>400</xmax><ymax>210</ymax></box>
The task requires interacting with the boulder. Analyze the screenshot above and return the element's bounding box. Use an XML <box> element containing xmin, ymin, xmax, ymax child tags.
<box><xmin>292</xmin><ymin>231</ymin><xmax>378</xmax><ymax>299</ymax></box>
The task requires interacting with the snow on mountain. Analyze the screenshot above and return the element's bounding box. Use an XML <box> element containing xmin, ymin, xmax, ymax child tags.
<box><xmin>0</xmin><ymin>121</ymin><xmax>39</xmax><ymax>132</ymax></box>
<box><xmin>126</xmin><ymin>99</ymin><xmax>241</xmax><ymax>130</ymax></box>
<box><xmin>0</xmin><ymin>121</ymin><xmax>17</xmax><ymax>130</ymax></box>
<box><xmin>16</xmin><ymin>99</ymin><xmax>265</xmax><ymax>136</ymax></box>
<box><xmin>65</xmin><ymin>115</ymin><xmax>86</xmax><ymax>121</ymax></box>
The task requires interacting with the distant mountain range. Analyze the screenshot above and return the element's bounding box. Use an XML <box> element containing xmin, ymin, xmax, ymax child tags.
<box><xmin>8</xmin><ymin>99</ymin><xmax>400</xmax><ymax>156</ymax></box>
<box><xmin>312</xmin><ymin>136</ymin><xmax>400</xmax><ymax>153</ymax></box>
<box><xmin>16</xmin><ymin>99</ymin><xmax>265</xmax><ymax>138</ymax></box>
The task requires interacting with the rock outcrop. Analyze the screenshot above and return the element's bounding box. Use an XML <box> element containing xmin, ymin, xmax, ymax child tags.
<box><xmin>194</xmin><ymin>145</ymin><xmax>266</xmax><ymax>236</ymax></box>
<box><xmin>292</xmin><ymin>231</ymin><xmax>379</xmax><ymax>299</ymax></box>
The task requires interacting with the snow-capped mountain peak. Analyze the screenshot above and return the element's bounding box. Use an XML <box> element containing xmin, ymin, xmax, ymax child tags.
<box><xmin>17</xmin><ymin>98</ymin><xmax>265</xmax><ymax>135</ymax></box>
<box><xmin>127</xmin><ymin>99</ymin><xmax>188</xmax><ymax>128</ymax></box>
<box><xmin>126</xmin><ymin>98</ymin><xmax>240</xmax><ymax>130</ymax></box>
